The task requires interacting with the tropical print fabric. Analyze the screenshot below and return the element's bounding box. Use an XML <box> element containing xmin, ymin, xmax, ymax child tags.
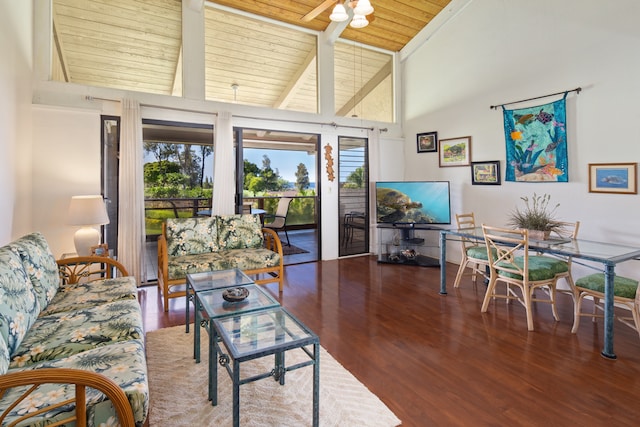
<box><xmin>576</xmin><ymin>273</ymin><xmax>638</xmax><ymax>299</ymax></box>
<box><xmin>503</xmin><ymin>97</ymin><xmax>568</xmax><ymax>182</ymax></box>
<box><xmin>165</xmin><ymin>217</ymin><xmax>218</xmax><ymax>256</ymax></box>
<box><xmin>217</xmin><ymin>214</ymin><xmax>264</xmax><ymax>250</ymax></box>
<box><xmin>42</xmin><ymin>276</ymin><xmax>137</xmax><ymax>316</ymax></box>
<box><xmin>10</xmin><ymin>299</ymin><xmax>144</xmax><ymax>369</ymax></box>
<box><xmin>8</xmin><ymin>232</ymin><xmax>60</xmax><ymax>311</ymax></box>
<box><xmin>0</xmin><ymin>338</ymin><xmax>149</xmax><ymax>426</ymax></box>
<box><xmin>167</xmin><ymin>248</ymin><xmax>281</xmax><ymax>280</ymax></box>
<box><xmin>497</xmin><ymin>256</ymin><xmax>568</xmax><ymax>281</ymax></box>
<box><xmin>0</xmin><ymin>246</ymin><xmax>40</xmax><ymax>358</ymax></box>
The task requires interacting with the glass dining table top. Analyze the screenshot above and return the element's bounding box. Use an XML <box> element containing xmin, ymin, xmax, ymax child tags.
<box><xmin>445</xmin><ymin>226</ymin><xmax>640</xmax><ymax>263</ymax></box>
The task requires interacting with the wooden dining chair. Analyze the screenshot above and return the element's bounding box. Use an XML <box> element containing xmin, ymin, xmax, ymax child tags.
<box><xmin>571</xmin><ymin>273</ymin><xmax>640</xmax><ymax>339</ymax></box>
<box><xmin>480</xmin><ymin>225</ymin><xmax>569</xmax><ymax>331</ymax></box>
<box><xmin>453</xmin><ymin>213</ymin><xmax>490</xmax><ymax>288</ymax></box>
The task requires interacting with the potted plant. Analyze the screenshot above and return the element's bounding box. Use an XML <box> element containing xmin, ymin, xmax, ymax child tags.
<box><xmin>507</xmin><ymin>193</ymin><xmax>561</xmax><ymax>240</ymax></box>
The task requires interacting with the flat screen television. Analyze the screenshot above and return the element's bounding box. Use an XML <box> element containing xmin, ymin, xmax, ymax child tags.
<box><xmin>375</xmin><ymin>181</ymin><xmax>451</xmax><ymax>225</ymax></box>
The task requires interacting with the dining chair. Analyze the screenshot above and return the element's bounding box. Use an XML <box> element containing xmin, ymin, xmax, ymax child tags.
<box><xmin>453</xmin><ymin>213</ymin><xmax>490</xmax><ymax>288</ymax></box>
<box><xmin>263</xmin><ymin>197</ymin><xmax>293</xmax><ymax>246</ymax></box>
<box><xmin>480</xmin><ymin>225</ymin><xmax>569</xmax><ymax>331</ymax></box>
<box><xmin>536</xmin><ymin>221</ymin><xmax>580</xmax><ymax>311</ymax></box>
<box><xmin>571</xmin><ymin>273</ymin><xmax>640</xmax><ymax>339</ymax></box>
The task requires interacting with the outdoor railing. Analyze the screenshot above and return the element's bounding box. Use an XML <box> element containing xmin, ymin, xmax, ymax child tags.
<box><xmin>145</xmin><ymin>195</ymin><xmax>317</xmax><ymax>238</ymax></box>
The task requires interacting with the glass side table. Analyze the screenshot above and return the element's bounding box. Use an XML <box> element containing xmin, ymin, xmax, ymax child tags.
<box><xmin>212</xmin><ymin>307</ymin><xmax>320</xmax><ymax>427</ymax></box>
<box><xmin>186</xmin><ymin>269</ymin><xmax>254</xmax><ymax>333</ymax></box>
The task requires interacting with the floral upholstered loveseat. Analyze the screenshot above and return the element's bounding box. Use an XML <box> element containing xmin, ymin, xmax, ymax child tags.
<box><xmin>157</xmin><ymin>214</ymin><xmax>284</xmax><ymax>311</ymax></box>
<box><xmin>0</xmin><ymin>232</ymin><xmax>148</xmax><ymax>426</ymax></box>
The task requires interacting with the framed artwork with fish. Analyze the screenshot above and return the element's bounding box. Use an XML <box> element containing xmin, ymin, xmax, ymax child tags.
<box><xmin>417</xmin><ymin>131</ymin><xmax>438</xmax><ymax>153</ymax></box>
<box><xmin>588</xmin><ymin>163</ymin><xmax>637</xmax><ymax>194</ymax></box>
<box><xmin>502</xmin><ymin>95</ymin><xmax>568</xmax><ymax>182</ymax></box>
<box><xmin>439</xmin><ymin>136</ymin><xmax>471</xmax><ymax>167</ymax></box>
<box><xmin>471</xmin><ymin>161</ymin><xmax>501</xmax><ymax>185</ymax></box>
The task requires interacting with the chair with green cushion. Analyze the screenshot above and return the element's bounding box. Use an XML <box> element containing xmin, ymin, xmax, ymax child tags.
<box><xmin>480</xmin><ymin>225</ymin><xmax>569</xmax><ymax>331</ymax></box>
<box><xmin>453</xmin><ymin>213</ymin><xmax>491</xmax><ymax>288</ymax></box>
<box><xmin>571</xmin><ymin>273</ymin><xmax>640</xmax><ymax>339</ymax></box>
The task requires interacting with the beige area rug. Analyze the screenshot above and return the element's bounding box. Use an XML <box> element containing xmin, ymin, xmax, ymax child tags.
<box><xmin>146</xmin><ymin>325</ymin><xmax>401</xmax><ymax>427</ymax></box>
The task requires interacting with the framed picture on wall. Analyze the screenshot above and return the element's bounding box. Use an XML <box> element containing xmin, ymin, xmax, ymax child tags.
<box><xmin>439</xmin><ymin>136</ymin><xmax>472</xmax><ymax>167</ymax></box>
<box><xmin>588</xmin><ymin>162</ymin><xmax>637</xmax><ymax>194</ymax></box>
<box><xmin>417</xmin><ymin>131</ymin><xmax>438</xmax><ymax>153</ymax></box>
<box><xmin>471</xmin><ymin>161</ymin><xmax>501</xmax><ymax>185</ymax></box>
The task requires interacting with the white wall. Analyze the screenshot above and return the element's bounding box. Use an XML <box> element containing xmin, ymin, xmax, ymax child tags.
<box><xmin>403</xmin><ymin>0</ymin><xmax>640</xmax><ymax>277</ymax></box>
<box><xmin>31</xmin><ymin>105</ymin><xmax>102</xmax><ymax>257</ymax></box>
<box><xmin>0</xmin><ymin>0</ymin><xmax>33</xmax><ymax>244</ymax></box>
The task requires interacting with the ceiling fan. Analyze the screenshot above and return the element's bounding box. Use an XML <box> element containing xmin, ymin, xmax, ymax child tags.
<box><xmin>301</xmin><ymin>0</ymin><xmax>375</xmax><ymax>28</ymax></box>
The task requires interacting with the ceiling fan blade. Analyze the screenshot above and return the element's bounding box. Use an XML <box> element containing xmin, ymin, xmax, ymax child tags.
<box><xmin>301</xmin><ymin>0</ymin><xmax>336</xmax><ymax>22</ymax></box>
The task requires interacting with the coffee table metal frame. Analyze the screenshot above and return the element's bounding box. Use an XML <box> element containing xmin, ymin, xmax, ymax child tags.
<box><xmin>186</xmin><ymin>269</ymin><xmax>254</xmax><ymax>355</ymax></box>
<box><xmin>193</xmin><ymin>283</ymin><xmax>280</xmax><ymax>365</ymax></box>
<box><xmin>212</xmin><ymin>306</ymin><xmax>320</xmax><ymax>427</ymax></box>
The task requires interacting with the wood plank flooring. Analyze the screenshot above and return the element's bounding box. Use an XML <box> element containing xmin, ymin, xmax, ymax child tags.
<box><xmin>139</xmin><ymin>256</ymin><xmax>640</xmax><ymax>426</ymax></box>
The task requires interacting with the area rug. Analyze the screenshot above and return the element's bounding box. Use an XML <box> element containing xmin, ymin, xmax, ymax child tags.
<box><xmin>282</xmin><ymin>244</ymin><xmax>309</xmax><ymax>255</ymax></box>
<box><xmin>146</xmin><ymin>325</ymin><xmax>400</xmax><ymax>427</ymax></box>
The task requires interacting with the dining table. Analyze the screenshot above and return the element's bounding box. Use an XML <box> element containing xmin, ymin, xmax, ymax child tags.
<box><xmin>439</xmin><ymin>226</ymin><xmax>640</xmax><ymax>359</ymax></box>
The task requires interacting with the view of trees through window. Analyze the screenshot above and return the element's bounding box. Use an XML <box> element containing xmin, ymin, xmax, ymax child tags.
<box><xmin>143</xmin><ymin>134</ymin><xmax>318</xmax><ymax>236</ymax></box>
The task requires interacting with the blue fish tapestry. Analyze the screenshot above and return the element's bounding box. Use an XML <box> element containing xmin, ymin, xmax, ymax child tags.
<box><xmin>503</xmin><ymin>95</ymin><xmax>568</xmax><ymax>182</ymax></box>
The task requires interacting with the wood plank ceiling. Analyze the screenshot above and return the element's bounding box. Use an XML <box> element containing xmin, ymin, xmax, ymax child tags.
<box><xmin>211</xmin><ymin>0</ymin><xmax>452</xmax><ymax>52</ymax></box>
<box><xmin>51</xmin><ymin>0</ymin><xmax>450</xmax><ymax>117</ymax></box>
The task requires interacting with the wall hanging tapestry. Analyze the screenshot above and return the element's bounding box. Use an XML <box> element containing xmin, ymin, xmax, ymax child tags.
<box><xmin>502</xmin><ymin>94</ymin><xmax>568</xmax><ymax>182</ymax></box>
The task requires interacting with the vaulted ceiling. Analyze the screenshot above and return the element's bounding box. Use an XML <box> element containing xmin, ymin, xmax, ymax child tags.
<box><xmin>51</xmin><ymin>0</ymin><xmax>451</xmax><ymax>117</ymax></box>
<box><xmin>209</xmin><ymin>0</ymin><xmax>452</xmax><ymax>52</ymax></box>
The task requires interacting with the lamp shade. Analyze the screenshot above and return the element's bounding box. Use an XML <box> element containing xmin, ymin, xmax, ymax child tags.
<box><xmin>68</xmin><ymin>195</ymin><xmax>109</xmax><ymax>256</ymax></box>
<box><xmin>350</xmin><ymin>13</ymin><xmax>369</xmax><ymax>28</ymax></box>
<box><xmin>353</xmin><ymin>0</ymin><xmax>374</xmax><ymax>15</ymax></box>
<box><xmin>330</xmin><ymin>3</ymin><xmax>349</xmax><ymax>22</ymax></box>
<box><xmin>68</xmin><ymin>195</ymin><xmax>109</xmax><ymax>226</ymax></box>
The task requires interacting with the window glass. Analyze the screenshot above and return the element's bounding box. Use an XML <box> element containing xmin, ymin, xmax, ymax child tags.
<box><xmin>204</xmin><ymin>6</ymin><xmax>318</xmax><ymax>112</ymax></box>
<box><xmin>52</xmin><ymin>0</ymin><xmax>182</xmax><ymax>95</ymax></box>
<box><xmin>334</xmin><ymin>41</ymin><xmax>394</xmax><ymax>123</ymax></box>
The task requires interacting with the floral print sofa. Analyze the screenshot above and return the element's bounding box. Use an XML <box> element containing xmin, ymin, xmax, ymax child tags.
<box><xmin>157</xmin><ymin>214</ymin><xmax>284</xmax><ymax>311</ymax></box>
<box><xmin>0</xmin><ymin>232</ymin><xmax>148</xmax><ymax>426</ymax></box>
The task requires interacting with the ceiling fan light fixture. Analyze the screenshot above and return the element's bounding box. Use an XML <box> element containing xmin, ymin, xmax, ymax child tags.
<box><xmin>353</xmin><ymin>0</ymin><xmax>374</xmax><ymax>16</ymax></box>
<box><xmin>350</xmin><ymin>13</ymin><xmax>368</xmax><ymax>28</ymax></box>
<box><xmin>330</xmin><ymin>3</ymin><xmax>349</xmax><ymax>22</ymax></box>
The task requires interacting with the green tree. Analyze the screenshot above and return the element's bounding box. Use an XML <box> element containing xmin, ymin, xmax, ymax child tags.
<box><xmin>345</xmin><ymin>166</ymin><xmax>365</xmax><ymax>188</ymax></box>
<box><xmin>295</xmin><ymin>163</ymin><xmax>310</xmax><ymax>192</ymax></box>
<box><xmin>144</xmin><ymin>161</ymin><xmax>181</xmax><ymax>186</ymax></box>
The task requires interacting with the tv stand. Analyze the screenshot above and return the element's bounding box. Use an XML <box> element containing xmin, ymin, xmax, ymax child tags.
<box><xmin>377</xmin><ymin>223</ymin><xmax>440</xmax><ymax>267</ymax></box>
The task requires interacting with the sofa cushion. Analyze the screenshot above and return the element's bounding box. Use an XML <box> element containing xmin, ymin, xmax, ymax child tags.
<box><xmin>0</xmin><ymin>334</ymin><xmax>9</xmax><ymax>375</ymax></box>
<box><xmin>167</xmin><ymin>252</ymin><xmax>231</xmax><ymax>280</ymax></box>
<box><xmin>165</xmin><ymin>217</ymin><xmax>219</xmax><ymax>256</ymax></box>
<box><xmin>8</xmin><ymin>232</ymin><xmax>60</xmax><ymax>311</ymax></box>
<box><xmin>217</xmin><ymin>214</ymin><xmax>264</xmax><ymax>250</ymax></box>
<box><xmin>1</xmin><ymin>338</ymin><xmax>148</xmax><ymax>426</ymax></box>
<box><xmin>10</xmin><ymin>299</ymin><xmax>144</xmax><ymax>368</ymax></box>
<box><xmin>41</xmin><ymin>276</ymin><xmax>137</xmax><ymax>316</ymax></box>
<box><xmin>0</xmin><ymin>246</ymin><xmax>40</xmax><ymax>356</ymax></box>
<box><xmin>219</xmin><ymin>248</ymin><xmax>281</xmax><ymax>271</ymax></box>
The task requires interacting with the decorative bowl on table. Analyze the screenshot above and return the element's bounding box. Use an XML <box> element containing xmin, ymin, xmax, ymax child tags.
<box><xmin>222</xmin><ymin>287</ymin><xmax>250</xmax><ymax>302</ymax></box>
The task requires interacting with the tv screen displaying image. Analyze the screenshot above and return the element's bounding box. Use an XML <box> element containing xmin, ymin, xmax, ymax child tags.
<box><xmin>375</xmin><ymin>181</ymin><xmax>451</xmax><ymax>225</ymax></box>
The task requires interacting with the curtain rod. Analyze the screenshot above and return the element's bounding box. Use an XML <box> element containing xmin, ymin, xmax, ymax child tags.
<box><xmin>83</xmin><ymin>96</ymin><xmax>386</xmax><ymax>132</ymax></box>
<box><xmin>489</xmin><ymin>87</ymin><xmax>582</xmax><ymax>110</ymax></box>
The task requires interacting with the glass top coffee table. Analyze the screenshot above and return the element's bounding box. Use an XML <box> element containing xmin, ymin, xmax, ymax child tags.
<box><xmin>212</xmin><ymin>306</ymin><xmax>319</xmax><ymax>427</ymax></box>
<box><xmin>186</xmin><ymin>269</ymin><xmax>254</xmax><ymax>333</ymax></box>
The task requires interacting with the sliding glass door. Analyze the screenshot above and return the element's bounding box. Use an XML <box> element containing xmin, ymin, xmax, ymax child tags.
<box><xmin>338</xmin><ymin>136</ymin><xmax>369</xmax><ymax>257</ymax></box>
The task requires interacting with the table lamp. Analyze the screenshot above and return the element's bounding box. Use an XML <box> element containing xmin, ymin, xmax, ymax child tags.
<box><xmin>67</xmin><ymin>195</ymin><xmax>110</xmax><ymax>256</ymax></box>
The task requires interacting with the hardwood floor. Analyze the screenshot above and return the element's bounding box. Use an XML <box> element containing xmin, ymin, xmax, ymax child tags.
<box><xmin>139</xmin><ymin>256</ymin><xmax>640</xmax><ymax>426</ymax></box>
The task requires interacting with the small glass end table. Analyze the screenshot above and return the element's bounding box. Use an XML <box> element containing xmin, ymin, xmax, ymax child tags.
<box><xmin>212</xmin><ymin>307</ymin><xmax>320</xmax><ymax>427</ymax></box>
<box><xmin>186</xmin><ymin>269</ymin><xmax>254</xmax><ymax>333</ymax></box>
